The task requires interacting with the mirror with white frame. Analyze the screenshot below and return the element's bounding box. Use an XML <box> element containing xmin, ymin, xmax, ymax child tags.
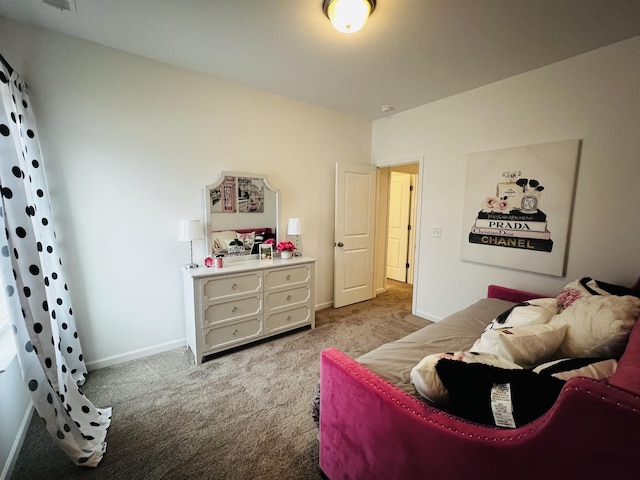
<box><xmin>203</xmin><ymin>172</ymin><xmax>279</xmax><ymax>261</ymax></box>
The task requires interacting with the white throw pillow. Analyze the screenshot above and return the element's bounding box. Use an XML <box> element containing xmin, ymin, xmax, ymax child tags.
<box><xmin>556</xmin><ymin>278</ymin><xmax>609</xmax><ymax>312</ymax></box>
<box><xmin>549</xmin><ymin>295</ymin><xmax>640</xmax><ymax>358</ymax></box>
<box><xmin>534</xmin><ymin>358</ymin><xmax>618</xmax><ymax>381</ymax></box>
<box><xmin>236</xmin><ymin>231</ymin><xmax>256</xmax><ymax>251</ymax></box>
<box><xmin>555</xmin><ymin>277</ymin><xmax>639</xmax><ymax>312</ymax></box>
<box><xmin>410</xmin><ymin>351</ymin><xmax>521</xmax><ymax>405</ymax></box>
<box><xmin>470</xmin><ymin>324</ymin><xmax>567</xmax><ymax>368</ymax></box>
<box><xmin>470</xmin><ymin>298</ymin><xmax>558</xmax><ymax>355</ymax></box>
<box><xmin>212</xmin><ymin>230</ymin><xmax>238</xmax><ymax>252</ymax></box>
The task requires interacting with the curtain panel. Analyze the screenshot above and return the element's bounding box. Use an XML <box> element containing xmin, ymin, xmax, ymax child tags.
<box><xmin>0</xmin><ymin>56</ymin><xmax>111</xmax><ymax>466</ymax></box>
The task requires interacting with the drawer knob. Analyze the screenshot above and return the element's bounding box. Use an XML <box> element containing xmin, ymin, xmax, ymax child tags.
<box><xmin>286</xmin><ymin>275</ymin><xmax>291</xmax><ymax>281</ymax></box>
<box><xmin>232</xmin><ymin>328</ymin><xmax>239</xmax><ymax>336</ymax></box>
<box><xmin>287</xmin><ymin>315</ymin><xmax>292</xmax><ymax>322</ymax></box>
<box><xmin>286</xmin><ymin>295</ymin><xmax>292</xmax><ymax>301</ymax></box>
<box><xmin>231</xmin><ymin>283</ymin><xmax>238</xmax><ymax>290</ymax></box>
<box><xmin>232</xmin><ymin>306</ymin><xmax>238</xmax><ymax>313</ymax></box>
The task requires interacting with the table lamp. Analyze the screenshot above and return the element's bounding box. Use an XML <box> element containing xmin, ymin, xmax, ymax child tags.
<box><xmin>178</xmin><ymin>220</ymin><xmax>204</xmax><ymax>268</ymax></box>
<box><xmin>287</xmin><ymin>217</ymin><xmax>306</xmax><ymax>256</ymax></box>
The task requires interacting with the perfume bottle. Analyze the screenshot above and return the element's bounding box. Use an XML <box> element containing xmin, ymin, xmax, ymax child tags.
<box><xmin>496</xmin><ymin>171</ymin><xmax>522</xmax><ymax>209</ymax></box>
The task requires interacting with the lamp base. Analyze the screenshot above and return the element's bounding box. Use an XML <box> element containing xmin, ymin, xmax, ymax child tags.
<box><xmin>184</xmin><ymin>263</ymin><xmax>199</xmax><ymax>269</ymax></box>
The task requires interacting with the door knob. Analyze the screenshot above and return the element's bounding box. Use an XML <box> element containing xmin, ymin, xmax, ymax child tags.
<box><xmin>335</xmin><ymin>242</ymin><xmax>344</xmax><ymax>247</ymax></box>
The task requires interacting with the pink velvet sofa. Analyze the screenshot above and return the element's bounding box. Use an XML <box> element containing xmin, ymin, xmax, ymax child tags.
<box><xmin>319</xmin><ymin>284</ymin><xmax>640</xmax><ymax>479</ymax></box>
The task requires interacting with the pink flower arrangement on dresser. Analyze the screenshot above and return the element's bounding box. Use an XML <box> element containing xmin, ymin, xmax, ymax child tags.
<box><xmin>277</xmin><ymin>241</ymin><xmax>295</xmax><ymax>252</ymax></box>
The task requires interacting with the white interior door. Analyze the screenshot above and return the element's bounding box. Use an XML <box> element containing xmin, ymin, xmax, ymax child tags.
<box><xmin>386</xmin><ymin>172</ymin><xmax>411</xmax><ymax>282</ymax></box>
<box><xmin>334</xmin><ymin>163</ymin><xmax>376</xmax><ymax>308</ymax></box>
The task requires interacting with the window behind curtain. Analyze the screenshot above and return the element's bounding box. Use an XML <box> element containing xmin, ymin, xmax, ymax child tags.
<box><xmin>0</xmin><ymin>260</ymin><xmax>15</xmax><ymax>373</ymax></box>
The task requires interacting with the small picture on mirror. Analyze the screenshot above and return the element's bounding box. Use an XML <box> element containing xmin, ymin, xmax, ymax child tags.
<box><xmin>210</xmin><ymin>176</ymin><xmax>237</xmax><ymax>213</ymax></box>
<box><xmin>259</xmin><ymin>244</ymin><xmax>273</xmax><ymax>260</ymax></box>
<box><xmin>238</xmin><ymin>177</ymin><xmax>265</xmax><ymax>213</ymax></box>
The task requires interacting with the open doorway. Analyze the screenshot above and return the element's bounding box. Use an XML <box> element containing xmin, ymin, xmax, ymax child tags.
<box><xmin>386</xmin><ymin>170</ymin><xmax>419</xmax><ymax>284</ymax></box>
<box><xmin>386</xmin><ymin>164</ymin><xmax>419</xmax><ymax>285</ymax></box>
<box><xmin>374</xmin><ymin>162</ymin><xmax>420</xmax><ymax>301</ymax></box>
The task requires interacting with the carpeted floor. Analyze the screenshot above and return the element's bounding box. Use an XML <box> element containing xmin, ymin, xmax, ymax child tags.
<box><xmin>11</xmin><ymin>280</ymin><xmax>429</xmax><ymax>480</ymax></box>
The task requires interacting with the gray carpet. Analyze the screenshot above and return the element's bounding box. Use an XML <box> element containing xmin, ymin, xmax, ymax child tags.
<box><xmin>11</xmin><ymin>281</ymin><xmax>429</xmax><ymax>480</ymax></box>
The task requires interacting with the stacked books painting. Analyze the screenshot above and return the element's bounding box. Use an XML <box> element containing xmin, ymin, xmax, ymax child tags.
<box><xmin>468</xmin><ymin>171</ymin><xmax>553</xmax><ymax>252</ymax></box>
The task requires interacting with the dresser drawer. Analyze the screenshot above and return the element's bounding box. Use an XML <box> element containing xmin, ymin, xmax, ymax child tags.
<box><xmin>264</xmin><ymin>265</ymin><xmax>311</xmax><ymax>290</ymax></box>
<box><xmin>202</xmin><ymin>295</ymin><xmax>263</xmax><ymax>328</ymax></box>
<box><xmin>200</xmin><ymin>272</ymin><xmax>263</xmax><ymax>301</ymax></box>
<box><xmin>265</xmin><ymin>285</ymin><xmax>310</xmax><ymax>312</ymax></box>
<box><xmin>265</xmin><ymin>305</ymin><xmax>311</xmax><ymax>334</ymax></box>
<box><xmin>202</xmin><ymin>317</ymin><xmax>262</xmax><ymax>352</ymax></box>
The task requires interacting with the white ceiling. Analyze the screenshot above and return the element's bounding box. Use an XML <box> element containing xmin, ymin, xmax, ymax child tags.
<box><xmin>2</xmin><ymin>0</ymin><xmax>640</xmax><ymax>120</ymax></box>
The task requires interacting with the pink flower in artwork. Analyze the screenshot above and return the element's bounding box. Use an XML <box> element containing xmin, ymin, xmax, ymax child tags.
<box><xmin>481</xmin><ymin>197</ymin><xmax>499</xmax><ymax>212</ymax></box>
<box><xmin>495</xmin><ymin>199</ymin><xmax>511</xmax><ymax>212</ymax></box>
<box><xmin>481</xmin><ymin>197</ymin><xmax>512</xmax><ymax>213</ymax></box>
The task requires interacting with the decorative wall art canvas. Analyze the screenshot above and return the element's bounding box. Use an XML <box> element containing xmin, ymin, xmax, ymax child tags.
<box><xmin>460</xmin><ymin>139</ymin><xmax>580</xmax><ymax>276</ymax></box>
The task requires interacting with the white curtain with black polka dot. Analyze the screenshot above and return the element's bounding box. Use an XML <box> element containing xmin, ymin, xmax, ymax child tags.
<box><xmin>0</xmin><ymin>58</ymin><xmax>111</xmax><ymax>467</ymax></box>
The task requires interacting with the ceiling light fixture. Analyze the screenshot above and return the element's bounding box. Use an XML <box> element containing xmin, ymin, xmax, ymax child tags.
<box><xmin>323</xmin><ymin>0</ymin><xmax>376</xmax><ymax>34</ymax></box>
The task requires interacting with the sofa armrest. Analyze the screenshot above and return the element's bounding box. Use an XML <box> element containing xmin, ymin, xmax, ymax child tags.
<box><xmin>487</xmin><ymin>284</ymin><xmax>545</xmax><ymax>303</ymax></box>
<box><xmin>319</xmin><ymin>347</ymin><xmax>640</xmax><ymax>480</ymax></box>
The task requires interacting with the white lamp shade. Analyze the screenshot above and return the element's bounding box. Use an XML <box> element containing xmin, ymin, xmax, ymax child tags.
<box><xmin>287</xmin><ymin>218</ymin><xmax>306</xmax><ymax>236</ymax></box>
<box><xmin>178</xmin><ymin>220</ymin><xmax>203</xmax><ymax>242</ymax></box>
<box><xmin>326</xmin><ymin>0</ymin><xmax>373</xmax><ymax>34</ymax></box>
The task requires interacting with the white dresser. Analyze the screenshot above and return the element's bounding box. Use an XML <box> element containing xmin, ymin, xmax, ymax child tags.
<box><xmin>182</xmin><ymin>256</ymin><xmax>315</xmax><ymax>364</ymax></box>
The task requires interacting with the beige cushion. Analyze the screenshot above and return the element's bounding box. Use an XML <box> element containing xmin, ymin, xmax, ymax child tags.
<box><xmin>356</xmin><ymin>298</ymin><xmax>517</xmax><ymax>397</ymax></box>
<box><xmin>549</xmin><ymin>295</ymin><xmax>640</xmax><ymax>358</ymax></box>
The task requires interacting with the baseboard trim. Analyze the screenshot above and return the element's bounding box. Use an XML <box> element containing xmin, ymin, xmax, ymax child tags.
<box><xmin>1</xmin><ymin>401</ymin><xmax>33</xmax><ymax>480</ymax></box>
<box><xmin>413</xmin><ymin>307</ymin><xmax>442</xmax><ymax>323</ymax></box>
<box><xmin>315</xmin><ymin>301</ymin><xmax>333</xmax><ymax>310</ymax></box>
<box><xmin>85</xmin><ymin>304</ymin><xmax>336</xmax><ymax>370</ymax></box>
<box><xmin>86</xmin><ymin>338</ymin><xmax>186</xmax><ymax>371</ymax></box>
<box><xmin>86</xmin><ymin>301</ymin><xmax>339</xmax><ymax>370</ymax></box>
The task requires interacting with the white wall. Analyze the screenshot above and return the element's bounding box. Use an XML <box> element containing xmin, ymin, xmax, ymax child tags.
<box><xmin>373</xmin><ymin>36</ymin><xmax>640</xmax><ymax>321</ymax></box>
<box><xmin>0</xmin><ymin>17</ymin><xmax>372</xmax><ymax>367</ymax></box>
